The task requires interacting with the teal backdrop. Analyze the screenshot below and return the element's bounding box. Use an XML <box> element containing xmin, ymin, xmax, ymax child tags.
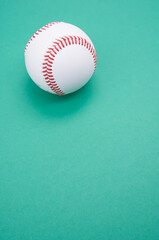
<box><xmin>0</xmin><ymin>0</ymin><xmax>159</xmax><ymax>239</ymax></box>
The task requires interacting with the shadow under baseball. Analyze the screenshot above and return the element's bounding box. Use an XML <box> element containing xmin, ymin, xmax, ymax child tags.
<box><xmin>24</xmin><ymin>73</ymin><xmax>96</xmax><ymax>118</ymax></box>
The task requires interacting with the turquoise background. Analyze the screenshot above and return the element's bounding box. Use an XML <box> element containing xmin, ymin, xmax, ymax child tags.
<box><xmin>1</xmin><ymin>0</ymin><xmax>159</xmax><ymax>239</ymax></box>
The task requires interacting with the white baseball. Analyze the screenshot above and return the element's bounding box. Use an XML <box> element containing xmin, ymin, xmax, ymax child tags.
<box><xmin>24</xmin><ymin>22</ymin><xmax>97</xmax><ymax>95</ymax></box>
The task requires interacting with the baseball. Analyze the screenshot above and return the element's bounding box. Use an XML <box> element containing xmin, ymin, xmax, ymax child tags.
<box><xmin>24</xmin><ymin>22</ymin><xmax>97</xmax><ymax>95</ymax></box>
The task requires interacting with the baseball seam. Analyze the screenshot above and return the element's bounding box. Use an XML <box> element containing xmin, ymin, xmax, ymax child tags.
<box><xmin>42</xmin><ymin>35</ymin><xmax>97</xmax><ymax>95</ymax></box>
<box><xmin>24</xmin><ymin>22</ymin><xmax>60</xmax><ymax>53</ymax></box>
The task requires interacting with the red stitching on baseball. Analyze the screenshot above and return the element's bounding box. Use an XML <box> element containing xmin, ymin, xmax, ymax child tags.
<box><xmin>42</xmin><ymin>35</ymin><xmax>97</xmax><ymax>96</ymax></box>
<box><xmin>50</xmin><ymin>52</ymin><xmax>55</xmax><ymax>58</ymax></box>
<box><xmin>61</xmin><ymin>37</ymin><xmax>68</xmax><ymax>46</ymax></box>
<box><xmin>58</xmin><ymin>39</ymin><xmax>65</xmax><ymax>48</ymax></box>
<box><xmin>74</xmin><ymin>36</ymin><xmax>77</xmax><ymax>44</ymax></box>
<box><xmin>24</xmin><ymin>22</ymin><xmax>60</xmax><ymax>52</ymax></box>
